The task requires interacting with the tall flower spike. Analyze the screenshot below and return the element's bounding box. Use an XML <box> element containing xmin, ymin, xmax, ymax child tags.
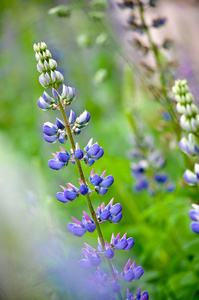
<box><xmin>33</xmin><ymin>42</ymin><xmax>148</xmax><ymax>299</ymax></box>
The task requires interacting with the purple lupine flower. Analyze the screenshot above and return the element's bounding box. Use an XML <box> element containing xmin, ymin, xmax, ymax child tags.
<box><xmin>97</xmin><ymin>202</ymin><xmax>111</xmax><ymax>221</ymax></box>
<box><xmin>64</xmin><ymin>183</ymin><xmax>79</xmax><ymax>201</ymax></box>
<box><xmin>44</xmin><ymin>133</ymin><xmax>58</xmax><ymax>143</ymax></box>
<box><xmin>37</xmin><ymin>95</ymin><xmax>52</xmax><ymax>110</ymax></box>
<box><xmin>79</xmin><ymin>184</ymin><xmax>89</xmax><ymax>195</ymax></box>
<box><xmin>126</xmin><ymin>286</ymin><xmax>149</xmax><ymax>300</ymax></box>
<box><xmin>56</xmin><ymin>117</ymin><xmax>65</xmax><ymax>130</ymax></box>
<box><xmin>95</xmin><ymin>267</ymin><xmax>108</xmax><ymax>282</ymax></box>
<box><xmin>104</xmin><ymin>241</ymin><xmax>115</xmax><ymax>259</ymax></box>
<box><xmin>111</xmin><ymin>233</ymin><xmax>134</xmax><ymax>251</ymax></box>
<box><xmin>111</xmin><ymin>280</ymin><xmax>120</xmax><ymax>293</ymax></box>
<box><xmin>48</xmin><ymin>154</ymin><xmax>65</xmax><ymax>170</ymax></box>
<box><xmin>56</xmin><ymin>186</ymin><xmax>71</xmax><ymax>204</ymax></box>
<box><xmin>134</xmin><ymin>176</ymin><xmax>149</xmax><ymax>192</ymax></box>
<box><xmin>48</xmin><ymin>147</ymin><xmax>70</xmax><ymax>170</ymax></box>
<box><xmin>43</xmin><ymin>122</ymin><xmax>58</xmax><ymax>136</ymax></box>
<box><xmin>89</xmin><ymin>169</ymin><xmax>103</xmax><ymax>186</ymax></box>
<box><xmin>154</xmin><ymin>173</ymin><xmax>168</xmax><ymax>183</ymax></box>
<box><xmin>76</xmin><ymin>110</ymin><xmax>91</xmax><ymax>125</ymax></box>
<box><xmin>84</xmin><ymin>139</ymin><xmax>104</xmax><ymax>165</ymax></box>
<box><xmin>69</xmin><ymin>110</ymin><xmax>76</xmax><ymax>124</ymax></box>
<box><xmin>121</xmin><ymin>259</ymin><xmax>144</xmax><ymax>282</ymax></box>
<box><xmin>183</xmin><ymin>169</ymin><xmax>198</xmax><ymax>185</ymax></box>
<box><xmin>179</xmin><ymin>134</ymin><xmax>199</xmax><ymax>156</ymax></box>
<box><xmin>79</xmin><ymin>243</ymin><xmax>101</xmax><ymax>269</ymax></box>
<box><xmin>82</xmin><ymin>211</ymin><xmax>96</xmax><ymax>233</ymax></box>
<box><xmin>97</xmin><ymin>198</ymin><xmax>123</xmax><ymax>223</ymax></box>
<box><xmin>57</xmin><ymin>147</ymin><xmax>70</xmax><ymax>163</ymax></box>
<box><xmin>152</xmin><ymin>17</ymin><xmax>167</xmax><ymax>28</ymax></box>
<box><xmin>62</xmin><ymin>85</ymin><xmax>76</xmax><ymax>105</ymax></box>
<box><xmin>68</xmin><ymin>216</ymin><xmax>86</xmax><ymax>237</ymax></box>
<box><xmin>189</xmin><ymin>203</ymin><xmax>199</xmax><ymax>234</ymax></box>
<box><xmin>75</xmin><ymin>142</ymin><xmax>84</xmax><ymax>159</ymax></box>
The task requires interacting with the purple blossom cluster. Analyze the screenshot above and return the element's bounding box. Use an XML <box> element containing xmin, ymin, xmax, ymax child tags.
<box><xmin>129</xmin><ymin>133</ymin><xmax>174</xmax><ymax>195</ymax></box>
<box><xmin>33</xmin><ymin>42</ymin><xmax>149</xmax><ymax>299</ymax></box>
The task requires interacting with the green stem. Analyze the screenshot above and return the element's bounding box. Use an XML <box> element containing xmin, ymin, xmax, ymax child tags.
<box><xmin>58</xmin><ymin>101</ymin><xmax>123</xmax><ymax>300</ymax></box>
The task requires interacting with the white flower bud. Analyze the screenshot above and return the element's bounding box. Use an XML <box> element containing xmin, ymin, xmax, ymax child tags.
<box><xmin>37</xmin><ymin>60</ymin><xmax>45</xmax><ymax>73</ymax></box>
<box><xmin>185</xmin><ymin>92</ymin><xmax>194</xmax><ymax>103</ymax></box>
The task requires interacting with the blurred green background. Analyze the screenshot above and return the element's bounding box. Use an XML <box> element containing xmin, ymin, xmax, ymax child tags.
<box><xmin>0</xmin><ymin>0</ymin><xmax>199</xmax><ymax>299</ymax></box>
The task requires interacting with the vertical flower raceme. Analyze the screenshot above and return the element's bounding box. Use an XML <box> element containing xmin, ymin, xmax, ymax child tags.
<box><xmin>117</xmin><ymin>0</ymin><xmax>179</xmax><ymax>133</ymax></box>
<box><xmin>33</xmin><ymin>42</ymin><xmax>148</xmax><ymax>299</ymax></box>
<box><xmin>173</xmin><ymin>79</ymin><xmax>199</xmax><ymax>235</ymax></box>
<box><xmin>173</xmin><ymin>80</ymin><xmax>199</xmax><ymax>186</ymax></box>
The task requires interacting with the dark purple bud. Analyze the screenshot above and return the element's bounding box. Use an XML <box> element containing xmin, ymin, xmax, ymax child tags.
<box><xmin>56</xmin><ymin>192</ymin><xmax>70</xmax><ymax>203</ymax></box>
<box><xmin>115</xmin><ymin>239</ymin><xmax>128</xmax><ymax>250</ymax></box>
<box><xmin>134</xmin><ymin>266</ymin><xmax>144</xmax><ymax>279</ymax></box>
<box><xmin>90</xmin><ymin>174</ymin><xmax>103</xmax><ymax>186</ymax></box>
<box><xmin>111</xmin><ymin>212</ymin><xmax>122</xmax><ymax>223</ymax></box>
<box><xmin>100</xmin><ymin>209</ymin><xmax>111</xmax><ymax>221</ymax></box>
<box><xmin>75</xmin><ymin>149</ymin><xmax>84</xmax><ymax>159</ymax></box>
<box><xmin>125</xmin><ymin>237</ymin><xmax>135</xmax><ymax>250</ymax></box>
<box><xmin>94</xmin><ymin>147</ymin><xmax>104</xmax><ymax>160</ymax></box>
<box><xmin>48</xmin><ymin>158</ymin><xmax>64</xmax><ymax>170</ymax></box>
<box><xmin>191</xmin><ymin>222</ymin><xmax>199</xmax><ymax>234</ymax></box>
<box><xmin>152</xmin><ymin>17</ymin><xmax>167</xmax><ymax>28</ymax></box>
<box><xmin>79</xmin><ymin>185</ymin><xmax>89</xmax><ymax>195</ymax></box>
<box><xmin>58</xmin><ymin>151</ymin><xmax>70</xmax><ymax>163</ymax></box>
<box><xmin>154</xmin><ymin>173</ymin><xmax>168</xmax><ymax>183</ymax></box>
<box><xmin>79</xmin><ymin>259</ymin><xmax>91</xmax><ymax>270</ymax></box>
<box><xmin>122</xmin><ymin>270</ymin><xmax>135</xmax><ymax>282</ymax></box>
<box><xmin>110</xmin><ymin>203</ymin><xmax>122</xmax><ymax>216</ymax></box>
<box><xmin>100</xmin><ymin>175</ymin><xmax>114</xmax><ymax>188</ymax></box>
<box><xmin>111</xmin><ymin>282</ymin><xmax>120</xmax><ymax>293</ymax></box>
<box><xmin>87</xmin><ymin>144</ymin><xmax>100</xmax><ymax>156</ymax></box>
<box><xmin>56</xmin><ymin>118</ymin><xmax>65</xmax><ymax>129</ymax></box>
<box><xmin>44</xmin><ymin>134</ymin><xmax>58</xmax><ymax>143</ymax></box>
<box><xmin>64</xmin><ymin>190</ymin><xmax>78</xmax><ymax>201</ymax></box>
<box><xmin>105</xmin><ymin>248</ymin><xmax>114</xmax><ymax>259</ymax></box>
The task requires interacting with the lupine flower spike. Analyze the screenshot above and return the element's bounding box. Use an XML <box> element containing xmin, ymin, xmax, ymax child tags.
<box><xmin>33</xmin><ymin>42</ymin><xmax>149</xmax><ymax>299</ymax></box>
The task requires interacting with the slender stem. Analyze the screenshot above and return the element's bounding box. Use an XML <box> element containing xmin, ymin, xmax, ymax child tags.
<box><xmin>58</xmin><ymin>101</ymin><xmax>123</xmax><ymax>300</ymax></box>
<box><xmin>137</xmin><ymin>2</ymin><xmax>181</xmax><ymax>139</ymax></box>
